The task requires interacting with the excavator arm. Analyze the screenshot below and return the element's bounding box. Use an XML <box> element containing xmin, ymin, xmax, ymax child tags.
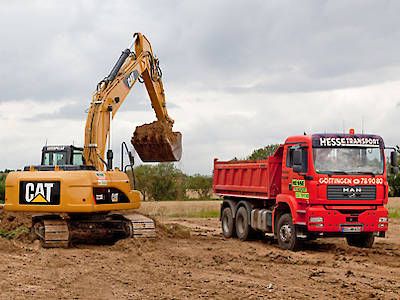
<box><xmin>83</xmin><ymin>33</ymin><xmax>182</xmax><ymax>170</ymax></box>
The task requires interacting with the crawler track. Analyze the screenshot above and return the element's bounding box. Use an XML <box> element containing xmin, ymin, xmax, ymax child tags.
<box><xmin>32</xmin><ymin>213</ymin><xmax>155</xmax><ymax>247</ymax></box>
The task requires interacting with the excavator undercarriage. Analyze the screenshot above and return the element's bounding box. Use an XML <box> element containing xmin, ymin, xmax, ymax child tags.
<box><xmin>32</xmin><ymin>213</ymin><xmax>155</xmax><ymax>248</ymax></box>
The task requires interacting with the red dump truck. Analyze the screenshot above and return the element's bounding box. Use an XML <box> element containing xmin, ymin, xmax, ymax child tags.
<box><xmin>213</xmin><ymin>133</ymin><xmax>398</xmax><ymax>250</ymax></box>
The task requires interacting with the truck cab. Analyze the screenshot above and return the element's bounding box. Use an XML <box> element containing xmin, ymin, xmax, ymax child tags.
<box><xmin>214</xmin><ymin>133</ymin><xmax>398</xmax><ymax>250</ymax></box>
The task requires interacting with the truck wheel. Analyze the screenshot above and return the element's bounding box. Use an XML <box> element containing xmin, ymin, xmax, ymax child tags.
<box><xmin>346</xmin><ymin>233</ymin><xmax>374</xmax><ymax>248</ymax></box>
<box><xmin>235</xmin><ymin>206</ymin><xmax>252</xmax><ymax>241</ymax></box>
<box><xmin>277</xmin><ymin>213</ymin><xmax>302</xmax><ymax>251</ymax></box>
<box><xmin>221</xmin><ymin>206</ymin><xmax>235</xmax><ymax>238</ymax></box>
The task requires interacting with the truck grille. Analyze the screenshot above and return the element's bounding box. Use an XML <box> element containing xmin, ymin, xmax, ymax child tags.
<box><xmin>327</xmin><ymin>185</ymin><xmax>376</xmax><ymax>200</ymax></box>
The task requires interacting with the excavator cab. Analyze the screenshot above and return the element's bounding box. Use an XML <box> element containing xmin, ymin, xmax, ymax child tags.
<box><xmin>22</xmin><ymin>145</ymin><xmax>94</xmax><ymax>171</ymax></box>
<box><xmin>41</xmin><ymin>145</ymin><xmax>85</xmax><ymax>166</ymax></box>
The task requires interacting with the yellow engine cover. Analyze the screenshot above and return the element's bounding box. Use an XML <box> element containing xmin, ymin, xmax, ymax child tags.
<box><xmin>4</xmin><ymin>169</ymin><xmax>141</xmax><ymax>213</ymax></box>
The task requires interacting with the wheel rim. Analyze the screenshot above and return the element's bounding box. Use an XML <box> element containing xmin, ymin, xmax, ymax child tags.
<box><xmin>279</xmin><ymin>224</ymin><xmax>292</xmax><ymax>243</ymax></box>
<box><xmin>237</xmin><ymin>214</ymin><xmax>244</xmax><ymax>235</ymax></box>
<box><xmin>222</xmin><ymin>215</ymin><xmax>230</xmax><ymax>233</ymax></box>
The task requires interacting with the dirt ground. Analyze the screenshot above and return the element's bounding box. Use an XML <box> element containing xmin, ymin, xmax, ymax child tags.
<box><xmin>0</xmin><ymin>202</ymin><xmax>399</xmax><ymax>299</ymax></box>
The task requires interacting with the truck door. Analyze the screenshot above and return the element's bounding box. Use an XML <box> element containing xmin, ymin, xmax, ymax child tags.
<box><xmin>283</xmin><ymin>145</ymin><xmax>309</xmax><ymax>202</ymax></box>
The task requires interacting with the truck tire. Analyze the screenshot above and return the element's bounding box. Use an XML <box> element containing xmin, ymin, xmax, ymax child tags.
<box><xmin>277</xmin><ymin>213</ymin><xmax>302</xmax><ymax>251</ymax></box>
<box><xmin>221</xmin><ymin>206</ymin><xmax>235</xmax><ymax>238</ymax></box>
<box><xmin>346</xmin><ymin>233</ymin><xmax>374</xmax><ymax>248</ymax></box>
<box><xmin>235</xmin><ymin>206</ymin><xmax>252</xmax><ymax>241</ymax></box>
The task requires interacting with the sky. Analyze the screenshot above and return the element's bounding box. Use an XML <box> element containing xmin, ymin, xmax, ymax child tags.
<box><xmin>0</xmin><ymin>0</ymin><xmax>400</xmax><ymax>175</ymax></box>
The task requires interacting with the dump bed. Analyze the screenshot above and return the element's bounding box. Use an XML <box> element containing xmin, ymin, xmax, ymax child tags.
<box><xmin>213</xmin><ymin>156</ymin><xmax>282</xmax><ymax>200</ymax></box>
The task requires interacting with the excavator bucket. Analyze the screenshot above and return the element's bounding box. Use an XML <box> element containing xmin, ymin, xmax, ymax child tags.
<box><xmin>131</xmin><ymin>121</ymin><xmax>182</xmax><ymax>162</ymax></box>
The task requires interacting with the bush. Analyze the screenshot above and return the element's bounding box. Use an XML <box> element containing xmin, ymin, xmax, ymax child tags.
<box><xmin>134</xmin><ymin>163</ymin><xmax>184</xmax><ymax>201</ymax></box>
<box><xmin>0</xmin><ymin>170</ymin><xmax>13</xmax><ymax>201</ymax></box>
<box><xmin>388</xmin><ymin>146</ymin><xmax>400</xmax><ymax>197</ymax></box>
<box><xmin>0</xmin><ymin>174</ymin><xmax>6</xmax><ymax>201</ymax></box>
<box><xmin>185</xmin><ymin>174</ymin><xmax>213</xmax><ymax>199</ymax></box>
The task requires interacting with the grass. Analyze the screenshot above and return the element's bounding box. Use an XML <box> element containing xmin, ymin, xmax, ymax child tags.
<box><xmin>0</xmin><ymin>227</ymin><xmax>30</xmax><ymax>239</ymax></box>
<box><xmin>182</xmin><ymin>198</ymin><xmax>221</xmax><ymax>202</ymax></box>
<box><xmin>137</xmin><ymin>200</ymin><xmax>221</xmax><ymax>218</ymax></box>
<box><xmin>389</xmin><ymin>208</ymin><xmax>400</xmax><ymax>219</ymax></box>
<box><xmin>168</xmin><ymin>210</ymin><xmax>220</xmax><ymax>218</ymax></box>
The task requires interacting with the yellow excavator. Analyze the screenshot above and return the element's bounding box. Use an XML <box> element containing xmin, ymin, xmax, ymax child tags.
<box><xmin>4</xmin><ymin>33</ymin><xmax>182</xmax><ymax>247</ymax></box>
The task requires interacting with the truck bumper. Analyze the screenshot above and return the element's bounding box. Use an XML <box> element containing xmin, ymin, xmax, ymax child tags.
<box><xmin>306</xmin><ymin>205</ymin><xmax>388</xmax><ymax>233</ymax></box>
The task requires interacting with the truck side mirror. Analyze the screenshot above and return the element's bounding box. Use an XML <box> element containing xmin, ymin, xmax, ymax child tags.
<box><xmin>390</xmin><ymin>151</ymin><xmax>399</xmax><ymax>175</ymax></box>
<box><xmin>293</xmin><ymin>149</ymin><xmax>302</xmax><ymax>166</ymax></box>
<box><xmin>293</xmin><ymin>149</ymin><xmax>303</xmax><ymax>173</ymax></box>
<box><xmin>390</xmin><ymin>151</ymin><xmax>398</xmax><ymax>167</ymax></box>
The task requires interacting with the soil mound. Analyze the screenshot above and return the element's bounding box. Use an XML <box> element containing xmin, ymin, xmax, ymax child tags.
<box><xmin>0</xmin><ymin>209</ymin><xmax>32</xmax><ymax>231</ymax></box>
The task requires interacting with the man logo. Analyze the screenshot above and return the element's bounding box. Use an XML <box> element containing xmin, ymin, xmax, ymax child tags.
<box><xmin>342</xmin><ymin>187</ymin><xmax>362</xmax><ymax>198</ymax></box>
<box><xmin>19</xmin><ymin>181</ymin><xmax>60</xmax><ymax>205</ymax></box>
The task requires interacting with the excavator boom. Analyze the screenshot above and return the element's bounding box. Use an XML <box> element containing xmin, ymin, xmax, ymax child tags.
<box><xmin>83</xmin><ymin>33</ymin><xmax>182</xmax><ymax>169</ymax></box>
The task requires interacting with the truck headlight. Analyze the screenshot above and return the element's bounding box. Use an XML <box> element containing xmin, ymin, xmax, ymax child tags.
<box><xmin>379</xmin><ymin>217</ymin><xmax>388</xmax><ymax>222</ymax></box>
<box><xmin>309</xmin><ymin>217</ymin><xmax>324</xmax><ymax>223</ymax></box>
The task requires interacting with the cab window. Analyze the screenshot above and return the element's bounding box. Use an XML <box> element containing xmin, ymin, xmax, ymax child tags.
<box><xmin>43</xmin><ymin>152</ymin><xmax>67</xmax><ymax>166</ymax></box>
<box><xmin>73</xmin><ymin>150</ymin><xmax>84</xmax><ymax>165</ymax></box>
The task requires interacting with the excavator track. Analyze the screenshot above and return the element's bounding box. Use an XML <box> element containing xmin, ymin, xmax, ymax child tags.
<box><xmin>121</xmin><ymin>213</ymin><xmax>156</xmax><ymax>238</ymax></box>
<box><xmin>31</xmin><ymin>213</ymin><xmax>155</xmax><ymax>248</ymax></box>
<box><xmin>33</xmin><ymin>217</ymin><xmax>70</xmax><ymax>248</ymax></box>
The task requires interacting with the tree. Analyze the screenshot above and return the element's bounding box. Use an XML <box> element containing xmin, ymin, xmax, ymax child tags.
<box><xmin>133</xmin><ymin>165</ymin><xmax>155</xmax><ymax>201</ymax></box>
<box><xmin>133</xmin><ymin>163</ymin><xmax>183</xmax><ymax>201</ymax></box>
<box><xmin>0</xmin><ymin>170</ymin><xmax>13</xmax><ymax>201</ymax></box>
<box><xmin>150</xmin><ymin>163</ymin><xmax>182</xmax><ymax>201</ymax></box>
<box><xmin>186</xmin><ymin>174</ymin><xmax>213</xmax><ymax>199</ymax></box>
<box><xmin>388</xmin><ymin>145</ymin><xmax>400</xmax><ymax>196</ymax></box>
<box><xmin>247</xmin><ymin>144</ymin><xmax>280</xmax><ymax>160</ymax></box>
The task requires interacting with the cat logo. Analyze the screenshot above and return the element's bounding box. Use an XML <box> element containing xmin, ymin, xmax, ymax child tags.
<box><xmin>19</xmin><ymin>181</ymin><xmax>60</xmax><ymax>205</ymax></box>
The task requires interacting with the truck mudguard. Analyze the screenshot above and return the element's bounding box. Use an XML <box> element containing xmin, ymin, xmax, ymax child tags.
<box><xmin>220</xmin><ymin>199</ymin><xmax>237</xmax><ymax>221</ymax></box>
<box><xmin>273</xmin><ymin>194</ymin><xmax>304</xmax><ymax>230</ymax></box>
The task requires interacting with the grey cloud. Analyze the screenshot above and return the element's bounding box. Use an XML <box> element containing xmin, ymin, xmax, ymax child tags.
<box><xmin>1</xmin><ymin>0</ymin><xmax>400</xmax><ymax>174</ymax></box>
<box><xmin>3</xmin><ymin>0</ymin><xmax>400</xmax><ymax>102</ymax></box>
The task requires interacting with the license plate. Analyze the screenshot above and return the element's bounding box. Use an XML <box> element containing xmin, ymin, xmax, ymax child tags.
<box><xmin>341</xmin><ymin>226</ymin><xmax>362</xmax><ymax>233</ymax></box>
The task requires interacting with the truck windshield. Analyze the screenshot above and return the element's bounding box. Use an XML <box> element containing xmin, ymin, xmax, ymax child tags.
<box><xmin>313</xmin><ymin>147</ymin><xmax>384</xmax><ymax>175</ymax></box>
